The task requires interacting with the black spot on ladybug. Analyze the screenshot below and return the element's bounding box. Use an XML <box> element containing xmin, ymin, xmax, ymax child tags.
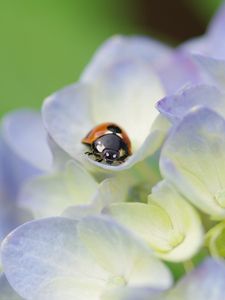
<box><xmin>107</xmin><ymin>125</ymin><xmax>122</xmax><ymax>134</ymax></box>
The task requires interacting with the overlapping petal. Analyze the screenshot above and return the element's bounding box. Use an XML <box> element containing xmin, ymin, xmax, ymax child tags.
<box><xmin>160</xmin><ymin>258</ymin><xmax>225</xmax><ymax>300</ymax></box>
<box><xmin>104</xmin><ymin>258</ymin><xmax>225</xmax><ymax>300</ymax></box>
<box><xmin>205</xmin><ymin>221</ymin><xmax>225</xmax><ymax>258</ymax></box>
<box><xmin>193</xmin><ymin>55</ymin><xmax>225</xmax><ymax>92</ymax></box>
<box><xmin>157</xmin><ymin>84</ymin><xmax>225</xmax><ymax>124</ymax></box>
<box><xmin>19</xmin><ymin>161</ymin><xmax>99</xmax><ymax>219</ymax></box>
<box><xmin>63</xmin><ymin>175</ymin><xmax>128</xmax><ymax>220</ymax></box>
<box><xmin>1</xmin><ymin>216</ymin><xmax>172</xmax><ymax>300</ymax></box>
<box><xmin>160</xmin><ymin>107</ymin><xmax>225</xmax><ymax>218</ymax></box>
<box><xmin>107</xmin><ymin>180</ymin><xmax>203</xmax><ymax>261</ymax></box>
<box><xmin>154</xmin><ymin>51</ymin><xmax>202</xmax><ymax>95</ymax></box>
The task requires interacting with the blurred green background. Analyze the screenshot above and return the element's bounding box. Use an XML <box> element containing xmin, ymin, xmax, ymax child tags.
<box><xmin>0</xmin><ymin>0</ymin><xmax>223</xmax><ymax>116</ymax></box>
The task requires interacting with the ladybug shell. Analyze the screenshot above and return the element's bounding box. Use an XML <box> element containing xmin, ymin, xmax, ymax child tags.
<box><xmin>82</xmin><ymin>122</ymin><xmax>132</xmax><ymax>155</ymax></box>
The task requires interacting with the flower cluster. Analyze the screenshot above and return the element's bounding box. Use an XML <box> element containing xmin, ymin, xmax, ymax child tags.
<box><xmin>1</xmin><ymin>2</ymin><xmax>225</xmax><ymax>299</ymax></box>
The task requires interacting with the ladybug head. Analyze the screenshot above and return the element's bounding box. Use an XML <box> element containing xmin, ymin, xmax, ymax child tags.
<box><xmin>102</xmin><ymin>149</ymin><xmax>119</xmax><ymax>164</ymax></box>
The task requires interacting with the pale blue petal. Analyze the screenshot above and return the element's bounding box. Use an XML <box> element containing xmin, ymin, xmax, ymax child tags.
<box><xmin>155</xmin><ymin>51</ymin><xmax>202</xmax><ymax>94</ymax></box>
<box><xmin>1</xmin><ymin>110</ymin><xmax>52</xmax><ymax>200</ymax></box>
<box><xmin>157</xmin><ymin>85</ymin><xmax>225</xmax><ymax>124</ymax></box>
<box><xmin>2</xmin><ymin>109</ymin><xmax>52</xmax><ymax>171</ymax></box>
<box><xmin>81</xmin><ymin>35</ymin><xmax>171</xmax><ymax>83</ymax></box>
<box><xmin>0</xmin><ymin>206</ymin><xmax>32</xmax><ymax>242</ymax></box>
<box><xmin>103</xmin><ymin>287</ymin><xmax>161</xmax><ymax>300</ymax></box>
<box><xmin>164</xmin><ymin>258</ymin><xmax>225</xmax><ymax>300</ymax></box>
<box><xmin>0</xmin><ymin>135</ymin><xmax>32</xmax><ymax>242</ymax></box>
<box><xmin>182</xmin><ymin>3</ymin><xmax>225</xmax><ymax>59</ymax></box>
<box><xmin>81</xmin><ymin>35</ymin><xmax>201</xmax><ymax>95</ymax></box>
<box><xmin>194</xmin><ymin>55</ymin><xmax>225</xmax><ymax>91</ymax></box>
<box><xmin>1</xmin><ymin>217</ymin><xmax>103</xmax><ymax>299</ymax></box>
<box><xmin>42</xmin><ymin>83</ymin><xmax>94</xmax><ymax>160</ymax></box>
<box><xmin>2</xmin><ymin>216</ymin><xmax>172</xmax><ymax>300</ymax></box>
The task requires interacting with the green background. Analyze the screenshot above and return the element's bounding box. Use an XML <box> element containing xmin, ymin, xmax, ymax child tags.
<box><xmin>0</xmin><ymin>0</ymin><xmax>223</xmax><ymax>116</ymax></box>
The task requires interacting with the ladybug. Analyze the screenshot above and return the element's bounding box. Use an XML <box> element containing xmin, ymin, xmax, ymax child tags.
<box><xmin>82</xmin><ymin>122</ymin><xmax>132</xmax><ymax>165</ymax></box>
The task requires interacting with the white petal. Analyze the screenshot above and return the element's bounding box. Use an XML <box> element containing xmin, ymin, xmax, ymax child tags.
<box><xmin>160</xmin><ymin>107</ymin><xmax>225</xmax><ymax>218</ymax></box>
<box><xmin>78</xmin><ymin>216</ymin><xmax>173</xmax><ymax>289</ymax></box>
<box><xmin>42</xmin><ymin>83</ymin><xmax>94</xmax><ymax>159</ymax></box>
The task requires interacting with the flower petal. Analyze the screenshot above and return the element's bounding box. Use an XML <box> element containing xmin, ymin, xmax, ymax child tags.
<box><xmin>82</xmin><ymin>41</ymin><xmax>165</xmax><ymax>150</ymax></box>
<box><xmin>164</xmin><ymin>258</ymin><xmax>225</xmax><ymax>300</ymax></box>
<box><xmin>78</xmin><ymin>216</ymin><xmax>173</xmax><ymax>289</ymax></box>
<box><xmin>34</xmin><ymin>277</ymin><xmax>104</xmax><ymax>300</ymax></box>
<box><xmin>107</xmin><ymin>180</ymin><xmax>203</xmax><ymax>262</ymax></box>
<box><xmin>155</xmin><ymin>51</ymin><xmax>202</xmax><ymax>94</ymax></box>
<box><xmin>205</xmin><ymin>221</ymin><xmax>225</xmax><ymax>258</ymax></box>
<box><xmin>42</xmin><ymin>83</ymin><xmax>94</xmax><ymax>159</ymax></box>
<box><xmin>114</xmin><ymin>258</ymin><xmax>225</xmax><ymax>300</ymax></box>
<box><xmin>0</xmin><ymin>206</ymin><xmax>32</xmax><ymax>242</ymax></box>
<box><xmin>157</xmin><ymin>85</ymin><xmax>225</xmax><ymax>124</ymax></box>
<box><xmin>1</xmin><ymin>217</ymin><xmax>105</xmax><ymax>299</ymax></box>
<box><xmin>182</xmin><ymin>3</ymin><xmax>225</xmax><ymax>59</ymax></box>
<box><xmin>81</xmin><ymin>35</ymin><xmax>171</xmax><ymax>83</ymax></box>
<box><xmin>160</xmin><ymin>107</ymin><xmax>225</xmax><ymax>218</ymax></box>
<box><xmin>2</xmin><ymin>216</ymin><xmax>172</xmax><ymax>299</ymax></box>
<box><xmin>43</xmin><ymin>36</ymin><xmax>168</xmax><ymax>172</ymax></box>
<box><xmin>19</xmin><ymin>161</ymin><xmax>98</xmax><ymax>218</ymax></box>
<box><xmin>62</xmin><ymin>176</ymin><xmax>127</xmax><ymax>220</ymax></box>
<box><xmin>102</xmin><ymin>287</ymin><xmax>161</xmax><ymax>300</ymax></box>
<box><xmin>193</xmin><ymin>55</ymin><xmax>225</xmax><ymax>91</ymax></box>
<box><xmin>148</xmin><ymin>180</ymin><xmax>203</xmax><ymax>261</ymax></box>
<box><xmin>2</xmin><ymin>109</ymin><xmax>52</xmax><ymax>171</ymax></box>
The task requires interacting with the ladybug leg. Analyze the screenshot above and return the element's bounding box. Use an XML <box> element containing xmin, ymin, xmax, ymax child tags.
<box><xmin>96</xmin><ymin>158</ymin><xmax>103</xmax><ymax>162</ymax></box>
<box><xmin>117</xmin><ymin>155</ymin><xmax>127</xmax><ymax>163</ymax></box>
<box><xmin>85</xmin><ymin>151</ymin><xmax>93</xmax><ymax>156</ymax></box>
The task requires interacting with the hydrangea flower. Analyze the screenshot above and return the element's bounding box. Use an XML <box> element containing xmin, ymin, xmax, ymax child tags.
<box><xmin>0</xmin><ymin>109</ymin><xmax>52</xmax><ymax>298</ymax></box>
<box><xmin>2</xmin><ymin>3</ymin><xmax>225</xmax><ymax>300</ymax></box>
<box><xmin>0</xmin><ymin>109</ymin><xmax>52</xmax><ymax>242</ymax></box>
<box><xmin>1</xmin><ymin>216</ymin><xmax>172</xmax><ymax>300</ymax></box>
